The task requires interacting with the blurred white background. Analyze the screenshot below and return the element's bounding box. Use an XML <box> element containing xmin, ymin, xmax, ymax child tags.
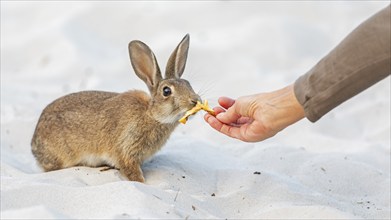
<box><xmin>2</xmin><ymin>1</ymin><xmax>388</xmax><ymax>100</ymax></box>
<box><xmin>1</xmin><ymin>0</ymin><xmax>389</xmax><ymax>154</ymax></box>
<box><xmin>1</xmin><ymin>2</ymin><xmax>390</xmax><ymax>219</ymax></box>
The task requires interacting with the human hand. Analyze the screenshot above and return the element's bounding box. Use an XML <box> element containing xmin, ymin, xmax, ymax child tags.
<box><xmin>204</xmin><ymin>85</ymin><xmax>305</xmax><ymax>142</ymax></box>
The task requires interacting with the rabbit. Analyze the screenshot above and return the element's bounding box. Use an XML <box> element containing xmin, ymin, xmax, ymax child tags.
<box><xmin>31</xmin><ymin>34</ymin><xmax>201</xmax><ymax>182</ymax></box>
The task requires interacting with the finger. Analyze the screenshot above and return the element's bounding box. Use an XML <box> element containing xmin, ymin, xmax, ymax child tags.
<box><xmin>215</xmin><ymin>106</ymin><xmax>241</xmax><ymax>125</ymax></box>
<box><xmin>204</xmin><ymin>113</ymin><xmax>213</xmax><ymax>123</ymax></box>
<box><xmin>218</xmin><ymin>123</ymin><xmax>244</xmax><ymax>140</ymax></box>
<box><xmin>204</xmin><ymin>108</ymin><xmax>224</xmax><ymax>127</ymax></box>
<box><xmin>204</xmin><ymin>113</ymin><xmax>221</xmax><ymax>129</ymax></box>
<box><xmin>218</xmin><ymin>97</ymin><xmax>235</xmax><ymax>109</ymax></box>
<box><xmin>213</xmin><ymin>107</ymin><xmax>226</xmax><ymax>115</ymax></box>
<box><xmin>204</xmin><ymin>114</ymin><xmax>244</xmax><ymax>140</ymax></box>
<box><xmin>204</xmin><ymin>107</ymin><xmax>225</xmax><ymax>122</ymax></box>
<box><xmin>203</xmin><ymin>108</ymin><xmax>224</xmax><ymax>122</ymax></box>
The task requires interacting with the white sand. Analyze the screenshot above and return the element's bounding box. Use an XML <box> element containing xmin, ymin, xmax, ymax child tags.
<box><xmin>1</xmin><ymin>1</ymin><xmax>390</xmax><ymax>219</ymax></box>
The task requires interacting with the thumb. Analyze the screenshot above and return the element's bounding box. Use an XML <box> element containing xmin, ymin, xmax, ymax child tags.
<box><xmin>216</xmin><ymin>103</ymin><xmax>241</xmax><ymax>124</ymax></box>
<box><xmin>217</xmin><ymin>95</ymin><xmax>255</xmax><ymax>124</ymax></box>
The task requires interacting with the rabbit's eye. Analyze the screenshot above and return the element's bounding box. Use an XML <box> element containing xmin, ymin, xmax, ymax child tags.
<box><xmin>163</xmin><ymin>86</ymin><xmax>172</xmax><ymax>97</ymax></box>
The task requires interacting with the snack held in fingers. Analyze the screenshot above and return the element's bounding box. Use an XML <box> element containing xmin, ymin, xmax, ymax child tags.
<box><xmin>31</xmin><ymin>34</ymin><xmax>201</xmax><ymax>182</ymax></box>
<box><xmin>179</xmin><ymin>100</ymin><xmax>216</xmax><ymax>124</ymax></box>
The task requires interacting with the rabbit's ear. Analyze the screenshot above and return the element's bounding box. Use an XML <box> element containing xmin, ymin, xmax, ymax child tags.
<box><xmin>165</xmin><ymin>34</ymin><xmax>190</xmax><ymax>79</ymax></box>
<box><xmin>129</xmin><ymin>40</ymin><xmax>162</xmax><ymax>93</ymax></box>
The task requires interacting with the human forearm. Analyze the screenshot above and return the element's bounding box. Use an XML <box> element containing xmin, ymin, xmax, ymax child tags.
<box><xmin>294</xmin><ymin>5</ymin><xmax>391</xmax><ymax>122</ymax></box>
<box><xmin>260</xmin><ymin>84</ymin><xmax>305</xmax><ymax>134</ymax></box>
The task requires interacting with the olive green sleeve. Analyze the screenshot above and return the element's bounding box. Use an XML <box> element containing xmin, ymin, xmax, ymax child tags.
<box><xmin>294</xmin><ymin>5</ymin><xmax>391</xmax><ymax>122</ymax></box>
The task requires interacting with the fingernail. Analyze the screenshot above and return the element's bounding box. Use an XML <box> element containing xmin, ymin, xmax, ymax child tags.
<box><xmin>216</xmin><ymin>113</ymin><xmax>225</xmax><ymax>120</ymax></box>
<box><xmin>207</xmin><ymin>116</ymin><xmax>214</xmax><ymax>124</ymax></box>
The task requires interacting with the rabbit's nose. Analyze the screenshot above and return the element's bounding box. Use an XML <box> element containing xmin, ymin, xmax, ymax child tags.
<box><xmin>190</xmin><ymin>95</ymin><xmax>201</xmax><ymax>105</ymax></box>
<box><xmin>190</xmin><ymin>99</ymin><xmax>198</xmax><ymax>105</ymax></box>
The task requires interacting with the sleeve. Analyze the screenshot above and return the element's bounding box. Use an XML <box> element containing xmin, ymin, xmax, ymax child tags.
<box><xmin>294</xmin><ymin>5</ymin><xmax>391</xmax><ymax>122</ymax></box>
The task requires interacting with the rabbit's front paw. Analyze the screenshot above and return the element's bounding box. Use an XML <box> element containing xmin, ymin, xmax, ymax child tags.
<box><xmin>120</xmin><ymin>161</ymin><xmax>145</xmax><ymax>182</ymax></box>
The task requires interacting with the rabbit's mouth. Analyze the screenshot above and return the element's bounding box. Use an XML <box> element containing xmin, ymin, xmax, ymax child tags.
<box><xmin>182</xmin><ymin>98</ymin><xmax>200</xmax><ymax>112</ymax></box>
<box><xmin>151</xmin><ymin>95</ymin><xmax>201</xmax><ymax>124</ymax></box>
<box><xmin>178</xmin><ymin>94</ymin><xmax>200</xmax><ymax>109</ymax></box>
<box><xmin>178</xmin><ymin>99</ymin><xmax>215</xmax><ymax>124</ymax></box>
<box><xmin>190</xmin><ymin>95</ymin><xmax>202</xmax><ymax>106</ymax></box>
<box><xmin>151</xmin><ymin>104</ymin><xmax>189</xmax><ymax>124</ymax></box>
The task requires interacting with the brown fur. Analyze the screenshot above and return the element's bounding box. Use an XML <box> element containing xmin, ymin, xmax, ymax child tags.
<box><xmin>31</xmin><ymin>35</ymin><xmax>199</xmax><ymax>182</ymax></box>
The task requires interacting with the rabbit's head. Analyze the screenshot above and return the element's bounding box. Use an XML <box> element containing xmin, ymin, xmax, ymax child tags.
<box><xmin>128</xmin><ymin>34</ymin><xmax>201</xmax><ymax>124</ymax></box>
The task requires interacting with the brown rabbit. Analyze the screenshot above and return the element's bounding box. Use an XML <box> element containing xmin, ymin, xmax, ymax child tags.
<box><xmin>31</xmin><ymin>34</ymin><xmax>200</xmax><ymax>182</ymax></box>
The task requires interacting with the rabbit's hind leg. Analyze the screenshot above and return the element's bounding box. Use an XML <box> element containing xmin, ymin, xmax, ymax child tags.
<box><xmin>31</xmin><ymin>146</ymin><xmax>65</xmax><ymax>171</ymax></box>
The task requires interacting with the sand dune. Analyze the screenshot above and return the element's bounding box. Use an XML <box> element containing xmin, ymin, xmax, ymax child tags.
<box><xmin>1</xmin><ymin>1</ymin><xmax>390</xmax><ymax>219</ymax></box>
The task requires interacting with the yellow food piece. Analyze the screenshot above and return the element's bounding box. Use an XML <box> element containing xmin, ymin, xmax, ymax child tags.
<box><xmin>179</xmin><ymin>100</ymin><xmax>216</xmax><ymax>124</ymax></box>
